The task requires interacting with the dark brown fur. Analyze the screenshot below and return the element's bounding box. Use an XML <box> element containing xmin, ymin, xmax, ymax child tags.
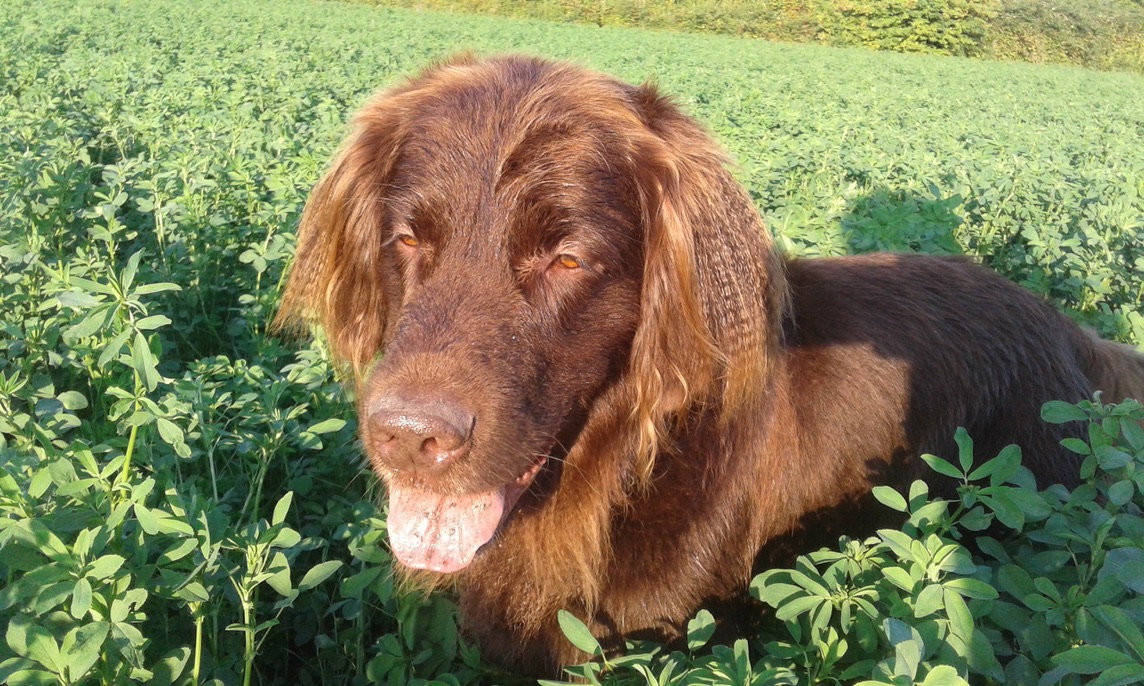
<box><xmin>277</xmin><ymin>55</ymin><xmax>1144</xmax><ymax>676</ymax></box>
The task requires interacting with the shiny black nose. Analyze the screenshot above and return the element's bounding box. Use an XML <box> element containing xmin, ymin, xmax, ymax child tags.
<box><xmin>368</xmin><ymin>397</ymin><xmax>475</xmax><ymax>473</ymax></box>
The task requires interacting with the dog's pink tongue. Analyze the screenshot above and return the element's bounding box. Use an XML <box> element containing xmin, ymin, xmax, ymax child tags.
<box><xmin>386</xmin><ymin>486</ymin><xmax>505</xmax><ymax>573</ymax></box>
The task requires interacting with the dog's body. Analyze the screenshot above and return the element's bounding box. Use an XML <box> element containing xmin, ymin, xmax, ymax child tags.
<box><xmin>278</xmin><ymin>55</ymin><xmax>1144</xmax><ymax>675</ymax></box>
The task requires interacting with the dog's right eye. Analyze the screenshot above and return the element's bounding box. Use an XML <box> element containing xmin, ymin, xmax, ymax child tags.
<box><xmin>398</xmin><ymin>234</ymin><xmax>419</xmax><ymax>248</ymax></box>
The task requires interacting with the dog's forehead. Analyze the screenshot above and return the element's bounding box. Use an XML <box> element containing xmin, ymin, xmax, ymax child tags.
<box><xmin>402</xmin><ymin>69</ymin><xmax>619</xmax><ymax>172</ymax></box>
<box><xmin>389</xmin><ymin>70</ymin><xmax>639</xmax><ymax>254</ymax></box>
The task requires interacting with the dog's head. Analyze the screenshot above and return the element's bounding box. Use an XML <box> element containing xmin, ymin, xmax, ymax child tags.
<box><xmin>278</xmin><ymin>55</ymin><xmax>786</xmax><ymax>574</ymax></box>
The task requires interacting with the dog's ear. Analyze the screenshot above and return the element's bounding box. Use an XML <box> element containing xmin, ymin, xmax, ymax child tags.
<box><xmin>625</xmin><ymin>84</ymin><xmax>788</xmax><ymax>478</ymax></box>
<box><xmin>275</xmin><ymin>87</ymin><xmax>422</xmax><ymax>378</ymax></box>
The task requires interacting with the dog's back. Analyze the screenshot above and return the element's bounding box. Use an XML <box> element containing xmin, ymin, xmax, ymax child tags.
<box><xmin>782</xmin><ymin>253</ymin><xmax>1141</xmax><ymax>492</ymax></box>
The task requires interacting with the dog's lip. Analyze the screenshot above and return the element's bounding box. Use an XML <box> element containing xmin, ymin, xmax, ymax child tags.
<box><xmin>499</xmin><ymin>455</ymin><xmax>548</xmax><ymax>518</ymax></box>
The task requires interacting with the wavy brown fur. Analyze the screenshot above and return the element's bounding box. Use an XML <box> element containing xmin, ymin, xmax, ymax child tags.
<box><xmin>276</xmin><ymin>55</ymin><xmax>1144</xmax><ymax>676</ymax></box>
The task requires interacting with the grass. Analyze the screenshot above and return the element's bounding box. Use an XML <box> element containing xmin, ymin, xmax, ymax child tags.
<box><xmin>0</xmin><ymin>0</ymin><xmax>1141</xmax><ymax>684</ymax></box>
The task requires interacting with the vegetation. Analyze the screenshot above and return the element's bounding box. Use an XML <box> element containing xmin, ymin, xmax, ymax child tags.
<box><xmin>0</xmin><ymin>0</ymin><xmax>1141</xmax><ymax>684</ymax></box>
<box><xmin>363</xmin><ymin>0</ymin><xmax>1144</xmax><ymax>72</ymax></box>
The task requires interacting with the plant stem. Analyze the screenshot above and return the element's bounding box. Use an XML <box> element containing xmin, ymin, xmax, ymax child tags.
<box><xmin>242</xmin><ymin>596</ymin><xmax>255</xmax><ymax>686</ymax></box>
<box><xmin>193</xmin><ymin>613</ymin><xmax>204</xmax><ymax>686</ymax></box>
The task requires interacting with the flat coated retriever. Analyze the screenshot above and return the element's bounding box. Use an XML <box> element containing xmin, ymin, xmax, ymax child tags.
<box><xmin>277</xmin><ymin>54</ymin><xmax>1144</xmax><ymax>675</ymax></box>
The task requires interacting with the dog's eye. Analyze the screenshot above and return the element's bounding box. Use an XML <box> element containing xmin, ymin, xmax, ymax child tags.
<box><xmin>398</xmin><ymin>234</ymin><xmax>419</xmax><ymax>248</ymax></box>
<box><xmin>554</xmin><ymin>254</ymin><xmax>581</xmax><ymax>270</ymax></box>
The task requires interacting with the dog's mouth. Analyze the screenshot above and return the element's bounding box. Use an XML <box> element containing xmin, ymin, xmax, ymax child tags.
<box><xmin>386</xmin><ymin>456</ymin><xmax>548</xmax><ymax>573</ymax></box>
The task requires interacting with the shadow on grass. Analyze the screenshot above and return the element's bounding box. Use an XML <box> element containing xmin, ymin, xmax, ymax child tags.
<box><xmin>840</xmin><ymin>186</ymin><xmax>964</xmax><ymax>256</ymax></box>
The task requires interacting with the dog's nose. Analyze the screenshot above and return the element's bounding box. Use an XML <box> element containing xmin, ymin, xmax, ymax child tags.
<box><xmin>368</xmin><ymin>398</ymin><xmax>474</xmax><ymax>473</ymax></box>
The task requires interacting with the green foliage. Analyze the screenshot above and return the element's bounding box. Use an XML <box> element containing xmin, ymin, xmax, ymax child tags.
<box><xmin>550</xmin><ymin>398</ymin><xmax>1144</xmax><ymax>685</ymax></box>
<box><xmin>0</xmin><ymin>0</ymin><xmax>1141</xmax><ymax>684</ymax></box>
<box><xmin>982</xmin><ymin>0</ymin><xmax>1144</xmax><ymax>73</ymax></box>
<box><xmin>818</xmin><ymin>0</ymin><xmax>997</xmax><ymax>56</ymax></box>
<box><xmin>361</xmin><ymin>0</ymin><xmax>1144</xmax><ymax>71</ymax></box>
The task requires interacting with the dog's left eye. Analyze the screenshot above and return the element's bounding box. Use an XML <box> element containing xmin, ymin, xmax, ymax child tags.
<box><xmin>398</xmin><ymin>234</ymin><xmax>419</xmax><ymax>248</ymax></box>
<box><xmin>554</xmin><ymin>254</ymin><xmax>581</xmax><ymax>270</ymax></box>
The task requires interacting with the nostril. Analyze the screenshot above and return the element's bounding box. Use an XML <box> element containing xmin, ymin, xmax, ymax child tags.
<box><xmin>367</xmin><ymin>398</ymin><xmax>475</xmax><ymax>473</ymax></box>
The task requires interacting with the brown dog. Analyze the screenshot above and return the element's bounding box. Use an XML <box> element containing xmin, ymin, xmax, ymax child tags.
<box><xmin>277</xmin><ymin>55</ymin><xmax>1144</xmax><ymax>675</ymax></box>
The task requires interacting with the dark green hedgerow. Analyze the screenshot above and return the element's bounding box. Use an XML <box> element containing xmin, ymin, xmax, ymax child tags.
<box><xmin>358</xmin><ymin>0</ymin><xmax>1144</xmax><ymax>72</ymax></box>
<box><xmin>0</xmin><ymin>0</ymin><xmax>1141</xmax><ymax>684</ymax></box>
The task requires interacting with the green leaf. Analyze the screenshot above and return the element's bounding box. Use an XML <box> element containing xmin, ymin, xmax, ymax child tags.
<box><xmin>997</xmin><ymin>564</ymin><xmax>1036</xmax><ymax>598</ymax></box>
<box><xmin>87</xmin><ymin>554</ymin><xmax>125</xmax><ymax>580</ymax></box>
<box><xmin>154</xmin><ymin>516</ymin><xmax>194</xmax><ymax>536</ymax></box>
<box><xmin>775</xmin><ymin>594</ymin><xmax>823</xmax><ymax>621</ymax></box>
<box><xmin>149</xmin><ymin>647</ymin><xmax>191</xmax><ymax>686</ymax></box>
<box><xmin>155</xmin><ymin>417</ymin><xmax>184</xmax><ymax>446</ymax></box>
<box><xmin>57</xmin><ymin>291</ymin><xmax>101</xmax><ymax>309</ymax></box>
<box><xmin>70</xmin><ymin>579</ymin><xmax>92</xmax><ymax>619</ymax></box>
<box><xmin>914</xmin><ymin>583</ymin><xmax>944</xmax><ymax>618</ymax></box>
<box><xmin>883</xmin><ymin>566</ymin><xmax>916</xmax><ymax>592</ymax></box>
<box><xmin>97</xmin><ymin>327</ymin><xmax>131</xmax><ymax>368</ymax></box>
<box><xmin>270</xmin><ymin>527</ymin><xmax>301</xmax><ymax>549</ymax></box>
<box><xmin>1005</xmin><ymin>487</ymin><xmax>1051</xmax><ymax>519</ymax></box>
<box><xmin>687</xmin><ymin>609</ymin><xmax>716</xmax><ymax>652</ymax></box>
<box><xmin>1004</xmin><ymin>655</ymin><xmax>1041</xmax><ymax>685</ymax></box>
<box><xmin>1121</xmin><ymin>418</ymin><xmax>1144</xmax><ymax>450</ymax></box>
<box><xmin>341</xmin><ymin>567</ymin><xmax>382</xmax><ymax>598</ymax></box>
<box><xmin>23</xmin><ymin>621</ymin><xmax>63</xmax><ymax>675</ymax></box>
<box><xmin>65</xmin><ymin>309</ymin><xmax>109</xmax><ymax>340</ymax></box>
<box><xmin>1102</xmin><ymin>548</ymin><xmax>1144</xmax><ymax>594</ymax></box>
<box><xmin>1108</xmin><ymin>480</ymin><xmax>1134</xmax><ymax>506</ymax></box>
<box><xmin>177</xmin><ymin>582</ymin><xmax>210</xmax><ymax>604</ymax></box>
<box><xmin>131</xmin><ymin>332</ymin><xmax>160</xmax><ymax>392</ymax></box>
<box><xmin>307</xmin><ymin>417</ymin><xmax>346</xmax><ymax>434</ymax></box>
<box><xmin>61</xmin><ymin>621</ymin><xmax>108</xmax><ymax>682</ymax></box>
<box><xmin>922</xmin><ymin>453</ymin><xmax>964</xmax><ymax>480</ymax></box>
<box><xmin>6</xmin><ymin>614</ymin><xmax>34</xmax><ymax>657</ymax></box>
<box><xmin>132</xmin><ymin>282</ymin><xmax>181</xmax><ymax>296</ymax></box>
<box><xmin>873</xmin><ymin>486</ymin><xmax>908</xmax><ymax>512</ymax></box>
<box><xmin>979</xmin><ymin>492</ymin><xmax>1023</xmax><ymax>530</ymax></box>
<box><xmin>958</xmin><ymin>506</ymin><xmax>993</xmax><ymax>531</ymax></box>
<box><xmin>954</xmin><ymin>427</ymin><xmax>974</xmax><ymax>472</ymax></box>
<box><xmin>878</xmin><ymin>529</ymin><xmax>916</xmax><ymax>560</ymax></box>
<box><xmin>121</xmin><ymin>250</ymin><xmax>142</xmax><ymax>293</ymax></box>
<box><xmin>4</xmin><ymin>666</ymin><xmax>57</xmax><ymax>686</ymax></box>
<box><xmin>967</xmin><ymin>630</ymin><xmax>1004</xmax><ymax>682</ymax></box>
<box><xmin>1088</xmin><ymin>664</ymin><xmax>1144</xmax><ymax>686</ymax></box>
<box><xmin>1060</xmin><ymin>437</ymin><xmax>1091</xmax><ymax>455</ymax></box>
<box><xmin>28</xmin><ymin>469</ymin><xmax>51</xmax><ymax>499</ymax></box>
<box><xmin>298</xmin><ymin>560</ymin><xmax>343</xmax><ymax>592</ymax></box>
<box><xmin>943</xmin><ymin>578</ymin><xmax>998</xmax><ymax>600</ymax></box>
<box><xmin>921</xmin><ymin>664</ymin><xmax>969</xmax><ymax>686</ymax></box>
<box><xmin>1090</xmin><ymin>605</ymin><xmax>1144</xmax><ymax>661</ymax></box>
<box><xmin>56</xmin><ymin>391</ymin><xmax>88</xmax><ymax>411</ymax></box>
<box><xmin>134</xmin><ymin>503</ymin><xmax>160</xmax><ymax>535</ymax></box>
<box><xmin>1041</xmin><ymin>401</ymin><xmax>1089</xmax><ymax>424</ymax></box>
<box><xmin>557</xmin><ymin>610</ymin><xmax>602</xmax><ymax>656</ymax></box>
<box><xmin>135</xmin><ymin>315</ymin><xmax>172</xmax><ymax>331</ymax></box>
<box><xmin>266</xmin><ymin>552</ymin><xmax>293</xmax><ymax>597</ymax></box>
<box><xmin>68</xmin><ymin>276</ymin><xmax>115</xmax><ymax>297</ymax></box>
<box><xmin>1052</xmin><ymin>645</ymin><xmax>1135</xmax><ymax>674</ymax></box>
<box><xmin>1095</xmin><ymin>446</ymin><xmax>1132</xmax><ymax>471</ymax></box>
<box><xmin>943</xmin><ymin>587</ymin><xmax>974</xmax><ymax>642</ymax></box>
<box><xmin>272</xmin><ymin>491</ymin><xmax>293</xmax><ymax>526</ymax></box>
<box><xmin>968</xmin><ymin>444</ymin><xmax>1021</xmax><ymax>485</ymax></box>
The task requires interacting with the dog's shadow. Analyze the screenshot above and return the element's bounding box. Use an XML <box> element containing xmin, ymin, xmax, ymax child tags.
<box><xmin>840</xmin><ymin>186</ymin><xmax>965</xmax><ymax>256</ymax></box>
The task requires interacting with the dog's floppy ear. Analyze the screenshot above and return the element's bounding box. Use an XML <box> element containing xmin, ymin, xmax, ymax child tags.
<box><xmin>275</xmin><ymin>86</ymin><xmax>423</xmax><ymax>378</ymax></box>
<box><xmin>625</xmin><ymin>84</ymin><xmax>788</xmax><ymax>479</ymax></box>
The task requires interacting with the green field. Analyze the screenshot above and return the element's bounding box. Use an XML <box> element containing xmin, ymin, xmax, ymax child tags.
<box><xmin>2</xmin><ymin>0</ymin><xmax>1143</xmax><ymax>684</ymax></box>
